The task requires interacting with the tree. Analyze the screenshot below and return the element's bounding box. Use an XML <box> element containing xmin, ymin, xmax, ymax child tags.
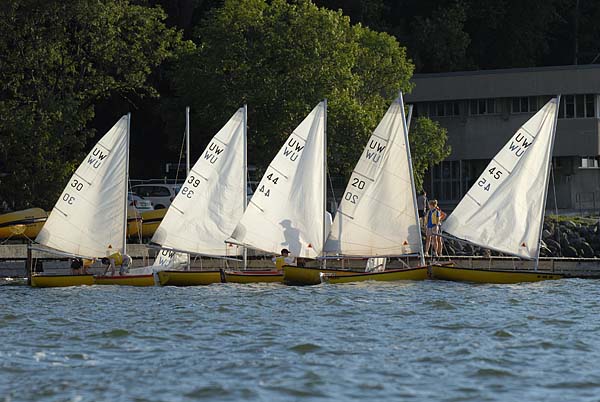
<box><xmin>0</xmin><ymin>0</ymin><xmax>187</xmax><ymax>210</ymax></box>
<box><xmin>167</xmin><ymin>0</ymin><xmax>436</xmax><ymax>183</ymax></box>
<box><xmin>409</xmin><ymin>117</ymin><xmax>451</xmax><ymax>192</ymax></box>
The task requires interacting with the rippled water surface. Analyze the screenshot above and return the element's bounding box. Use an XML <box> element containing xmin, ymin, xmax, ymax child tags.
<box><xmin>2</xmin><ymin>279</ymin><xmax>600</xmax><ymax>401</ymax></box>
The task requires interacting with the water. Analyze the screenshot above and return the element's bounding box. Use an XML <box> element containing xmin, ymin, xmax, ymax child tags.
<box><xmin>2</xmin><ymin>279</ymin><xmax>600</xmax><ymax>401</ymax></box>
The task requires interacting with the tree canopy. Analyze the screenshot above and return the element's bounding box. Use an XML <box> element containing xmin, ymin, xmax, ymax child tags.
<box><xmin>167</xmin><ymin>0</ymin><xmax>426</xmax><ymax>179</ymax></box>
<box><xmin>0</xmin><ymin>0</ymin><xmax>186</xmax><ymax>209</ymax></box>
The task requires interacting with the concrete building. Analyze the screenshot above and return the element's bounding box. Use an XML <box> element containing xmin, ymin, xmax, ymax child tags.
<box><xmin>405</xmin><ymin>65</ymin><xmax>600</xmax><ymax>212</ymax></box>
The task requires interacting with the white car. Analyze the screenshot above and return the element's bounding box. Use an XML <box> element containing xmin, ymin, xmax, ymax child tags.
<box><xmin>131</xmin><ymin>184</ymin><xmax>180</xmax><ymax>209</ymax></box>
<box><xmin>128</xmin><ymin>193</ymin><xmax>153</xmax><ymax>212</ymax></box>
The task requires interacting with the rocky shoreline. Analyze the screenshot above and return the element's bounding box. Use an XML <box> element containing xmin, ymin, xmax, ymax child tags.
<box><xmin>441</xmin><ymin>217</ymin><xmax>600</xmax><ymax>258</ymax></box>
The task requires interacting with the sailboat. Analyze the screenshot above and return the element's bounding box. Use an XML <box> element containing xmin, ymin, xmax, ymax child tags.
<box><xmin>154</xmin><ymin>107</ymin><xmax>247</xmax><ymax>286</ymax></box>
<box><xmin>226</xmin><ymin>101</ymin><xmax>352</xmax><ymax>283</ymax></box>
<box><xmin>31</xmin><ymin>115</ymin><xmax>130</xmax><ymax>287</ymax></box>
<box><xmin>431</xmin><ymin>97</ymin><xmax>564</xmax><ymax>283</ymax></box>
<box><xmin>285</xmin><ymin>93</ymin><xmax>429</xmax><ymax>285</ymax></box>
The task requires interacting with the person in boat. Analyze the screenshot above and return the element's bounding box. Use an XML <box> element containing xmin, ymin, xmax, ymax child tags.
<box><xmin>101</xmin><ymin>251</ymin><xmax>132</xmax><ymax>276</ymax></box>
<box><xmin>417</xmin><ymin>191</ymin><xmax>428</xmax><ymax>228</ymax></box>
<box><xmin>70</xmin><ymin>258</ymin><xmax>84</xmax><ymax>275</ymax></box>
<box><xmin>271</xmin><ymin>248</ymin><xmax>296</xmax><ymax>271</ymax></box>
<box><xmin>424</xmin><ymin>199</ymin><xmax>443</xmax><ymax>257</ymax></box>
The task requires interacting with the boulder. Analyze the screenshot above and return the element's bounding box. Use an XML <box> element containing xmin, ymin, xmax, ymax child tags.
<box><xmin>562</xmin><ymin>245</ymin><xmax>579</xmax><ymax>258</ymax></box>
<box><xmin>581</xmin><ymin>242</ymin><xmax>595</xmax><ymax>258</ymax></box>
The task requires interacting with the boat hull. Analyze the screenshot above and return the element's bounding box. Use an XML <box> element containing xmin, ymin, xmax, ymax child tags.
<box><xmin>0</xmin><ymin>208</ymin><xmax>47</xmax><ymax>239</ymax></box>
<box><xmin>157</xmin><ymin>270</ymin><xmax>224</xmax><ymax>286</ymax></box>
<box><xmin>30</xmin><ymin>274</ymin><xmax>94</xmax><ymax>288</ymax></box>
<box><xmin>225</xmin><ymin>271</ymin><xmax>283</xmax><ymax>283</ymax></box>
<box><xmin>322</xmin><ymin>267</ymin><xmax>429</xmax><ymax>284</ymax></box>
<box><xmin>283</xmin><ymin>266</ymin><xmax>360</xmax><ymax>286</ymax></box>
<box><xmin>431</xmin><ymin>264</ymin><xmax>563</xmax><ymax>283</ymax></box>
<box><xmin>95</xmin><ymin>274</ymin><xmax>155</xmax><ymax>287</ymax></box>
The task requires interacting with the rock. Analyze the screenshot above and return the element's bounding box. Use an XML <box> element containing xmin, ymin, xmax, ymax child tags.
<box><xmin>581</xmin><ymin>242</ymin><xmax>595</xmax><ymax>258</ymax></box>
<box><xmin>543</xmin><ymin>229</ymin><xmax>552</xmax><ymax>239</ymax></box>
<box><xmin>563</xmin><ymin>245</ymin><xmax>578</xmax><ymax>258</ymax></box>
<box><xmin>545</xmin><ymin>238</ymin><xmax>561</xmax><ymax>252</ymax></box>
<box><xmin>564</xmin><ymin>220</ymin><xmax>578</xmax><ymax>230</ymax></box>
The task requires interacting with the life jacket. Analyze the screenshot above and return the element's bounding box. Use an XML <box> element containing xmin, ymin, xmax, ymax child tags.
<box><xmin>109</xmin><ymin>252</ymin><xmax>123</xmax><ymax>266</ymax></box>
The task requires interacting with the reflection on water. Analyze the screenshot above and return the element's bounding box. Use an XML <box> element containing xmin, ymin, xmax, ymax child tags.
<box><xmin>1</xmin><ymin>279</ymin><xmax>600</xmax><ymax>401</ymax></box>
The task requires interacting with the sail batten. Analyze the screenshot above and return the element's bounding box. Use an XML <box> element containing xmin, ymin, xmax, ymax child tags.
<box><xmin>323</xmin><ymin>96</ymin><xmax>421</xmax><ymax>257</ymax></box>
<box><xmin>443</xmin><ymin>98</ymin><xmax>559</xmax><ymax>259</ymax></box>
<box><xmin>228</xmin><ymin>102</ymin><xmax>327</xmax><ymax>258</ymax></box>
<box><xmin>36</xmin><ymin>116</ymin><xmax>129</xmax><ymax>258</ymax></box>
<box><xmin>151</xmin><ymin>108</ymin><xmax>246</xmax><ymax>257</ymax></box>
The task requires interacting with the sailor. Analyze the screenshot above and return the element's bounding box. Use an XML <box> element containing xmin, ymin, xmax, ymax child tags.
<box><xmin>102</xmin><ymin>251</ymin><xmax>132</xmax><ymax>276</ymax></box>
<box><xmin>271</xmin><ymin>248</ymin><xmax>296</xmax><ymax>271</ymax></box>
<box><xmin>424</xmin><ymin>199</ymin><xmax>444</xmax><ymax>257</ymax></box>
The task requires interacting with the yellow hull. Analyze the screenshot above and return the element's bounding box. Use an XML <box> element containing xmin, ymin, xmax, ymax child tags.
<box><xmin>431</xmin><ymin>264</ymin><xmax>563</xmax><ymax>284</ymax></box>
<box><xmin>140</xmin><ymin>209</ymin><xmax>166</xmax><ymax>238</ymax></box>
<box><xmin>30</xmin><ymin>274</ymin><xmax>94</xmax><ymax>288</ymax></box>
<box><xmin>157</xmin><ymin>270</ymin><xmax>223</xmax><ymax>286</ymax></box>
<box><xmin>95</xmin><ymin>274</ymin><xmax>155</xmax><ymax>287</ymax></box>
<box><xmin>283</xmin><ymin>266</ymin><xmax>359</xmax><ymax>286</ymax></box>
<box><xmin>323</xmin><ymin>267</ymin><xmax>429</xmax><ymax>284</ymax></box>
<box><xmin>225</xmin><ymin>271</ymin><xmax>284</xmax><ymax>284</ymax></box>
<box><xmin>0</xmin><ymin>208</ymin><xmax>47</xmax><ymax>239</ymax></box>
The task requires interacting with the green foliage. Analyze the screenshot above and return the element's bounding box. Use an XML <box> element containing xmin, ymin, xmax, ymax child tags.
<box><xmin>412</xmin><ymin>2</ymin><xmax>472</xmax><ymax>72</ymax></box>
<box><xmin>0</xmin><ymin>0</ymin><xmax>186</xmax><ymax>210</ymax></box>
<box><xmin>409</xmin><ymin>116</ymin><xmax>451</xmax><ymax>192</ymax></box>
<box><xmin>167</xmin><ymin>0</ymin><xmax>415</xmax><ymax>179</ymax></box>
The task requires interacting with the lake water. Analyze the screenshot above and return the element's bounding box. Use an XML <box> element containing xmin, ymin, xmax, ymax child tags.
<box><xmin>1</xmin><ymin>279</ymin><xmax>600</xmax><ymax>401</ymax></box>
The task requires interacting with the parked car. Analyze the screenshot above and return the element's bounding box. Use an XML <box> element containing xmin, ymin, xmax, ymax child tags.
<box><xmin>131</xmin><ymin>184</ymin><xmax>180</xmax><ymax>209</ymax></box>
<box><xmin>128</xmin><ymin>192</ymin><xmax>153</xmax><ymax>212</ymax></box>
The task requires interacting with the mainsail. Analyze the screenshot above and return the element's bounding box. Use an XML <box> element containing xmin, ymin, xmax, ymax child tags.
<box><xmin>323</xmin><ymin>94</ymin><xmax>422</xmax><ymax>257</ymax></box>
<box><xmin>229</xmin><ymin>102</ymin><xmax>327</xmax><ymax>258</ymax></box>
<box><xmin>443</xmin><ymin>97</ymin><xmax>559</xmax><ymax>259</ymax></box>
<box><xmin>151</xmin><ymin>108</ymin><xmax>246</xmax><ymax>256</ymax></box>
<box><xmin>36</xmin><ymin>116</ymin><xmax>129</xmax><ymax>258</ymax></box>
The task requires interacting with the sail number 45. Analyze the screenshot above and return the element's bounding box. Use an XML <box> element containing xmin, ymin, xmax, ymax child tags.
<box><xmin>477</xmin><ymin>167</ymin><xmax>504</xmax><ymax>192</ymax></box>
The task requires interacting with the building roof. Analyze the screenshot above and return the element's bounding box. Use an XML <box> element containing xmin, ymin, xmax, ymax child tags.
<box><xmin>405</xmin><ymin>64</ymin><xmax>600</xmax><ymax>102</ymax></box>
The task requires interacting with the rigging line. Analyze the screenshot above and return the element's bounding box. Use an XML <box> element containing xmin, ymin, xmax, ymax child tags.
<box><xmin>174</xmin><ymin>127</ymin><xmax>187</xmax><ymax>184</ymax></box>
<box><xmin>327</xmin><ymin>169</ymin><xmax>338</xmax><ymax>212</ymax></box>
<box><xmin>550</xmin><ymin>160</ymin><xmax>561</xmax><ymax>251</ymax></box>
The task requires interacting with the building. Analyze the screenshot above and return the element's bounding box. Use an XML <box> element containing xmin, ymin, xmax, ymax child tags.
<box><xmin>405</xmin><ymin>65</ymin><xmax>600</xmax><ymax>212</ymax></box>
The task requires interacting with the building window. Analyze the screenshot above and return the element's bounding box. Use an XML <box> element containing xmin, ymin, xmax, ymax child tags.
<box><xmin>469</xmin><ymin>99</ymin><xmax>497</xmax><ymax>115</ymax></box>
<box><xmin>580</xmin><ymin>156</ymin><xmax>600</xmax><ymax>169</ymax></box>
<box><xmin>558</xmin><ymin>94</ymin><xmax>596</xmax><ymax>119</ymax></box>
<box><xmin>415</xmin><ymin>101</ymin><xmax>460</xmax><ymax>118</ymax></box>
<box><xmin>512</xmin><ymin>97</ymin><xmax>538</xmax><ymax>113</ymax></box>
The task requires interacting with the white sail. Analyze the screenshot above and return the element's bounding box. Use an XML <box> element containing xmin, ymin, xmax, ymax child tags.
<box><xmin>323</xmin><ymin>96</ymin><xmax>421</xmax><ymax>256</ymax></box>
<box><xmin>443</xmin><ymin>98</ymin><xmax>559</xmax><ymax>259</ymax></box>
<box><xmin>229</xmin><ymin>102</ymin><xmax>326</xmax><ymax>258</ymax></box>
<box><xmin>365</xmin><ymin>257</ymin><xmax>387</xmax><ymax>273</ymax></box>
<box><xmin>151</xmin><ymin>108</ymin><xmax>246</xmax><ymax>256</ymax></box>
<box><xmin>36</xmin><ymin>116</ymin><xmax>129</xmax><ymax>258</ymax></box>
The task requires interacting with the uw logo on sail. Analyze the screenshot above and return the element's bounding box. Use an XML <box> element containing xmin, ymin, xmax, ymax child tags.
<box><xmin>364</xmin><ymin>138</ymin><xmax>387</xmax><ymax>163</ymax></box>
<box><xmin>507</xmin><ymin>131</ymin><xmax>534</xmax><ymax>158</ymax></box>
<box><xmin>283</xmin><ymin>137</ymin><xmax>305</xmax><ymax>162</ymax></box>
<box><xmin>203</xmin><ymin>142</ymin><xmax>225</xmax><ymax>164</ymax></box>
<box><xmin>87</xmin><ymin>147</ymin><xmax>110</xmax><ymax>169</ymax></box>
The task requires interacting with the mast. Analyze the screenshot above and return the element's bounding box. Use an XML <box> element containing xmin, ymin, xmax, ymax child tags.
<box><xmin>400</xmin><ymin>94</ymin><xmax>425</xmax><ymax>266</ymax></box>
<box><xmin>185</xmin><ymin>106</ymin><xmax>191</xmax><ymax>270</ymax></box>
<box><xmin>243</xmin><ymin>104</ymin><xmax>248</xmax><ymax>270</ymax></box>
<box><xmin>186</xmin><ymin>107</ymin><xmax>191</xmax><ymax>176</ymax></box>
<box><xmin>534</xmin><ymin>95</ymin><xmax>561</xmax><ymax>270</ymax></box>
<box><xmin>123</xmin><ymin>112</ymin><xmax>131</xmax><ymax>256</ymax></box>
<box><xmin>323</xmin><ymin>99</ymin><xmax>328</xmax><ymax>268</ymax></box>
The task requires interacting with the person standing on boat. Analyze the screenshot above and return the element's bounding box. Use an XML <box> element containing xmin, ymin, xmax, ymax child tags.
<box><xmin>425</xmin><ymin>200</ymin><xmax>443</xmax><ymax>257</ymax></box>
<box><xmin>417</xmin><ymin>191</ymin><xmax>428</xmax><ymax>228</ymax></box>
<box><xmin>272</xmin><ymin>248</ymin><xmax>296</xmax><ymax>271</ymax></box>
